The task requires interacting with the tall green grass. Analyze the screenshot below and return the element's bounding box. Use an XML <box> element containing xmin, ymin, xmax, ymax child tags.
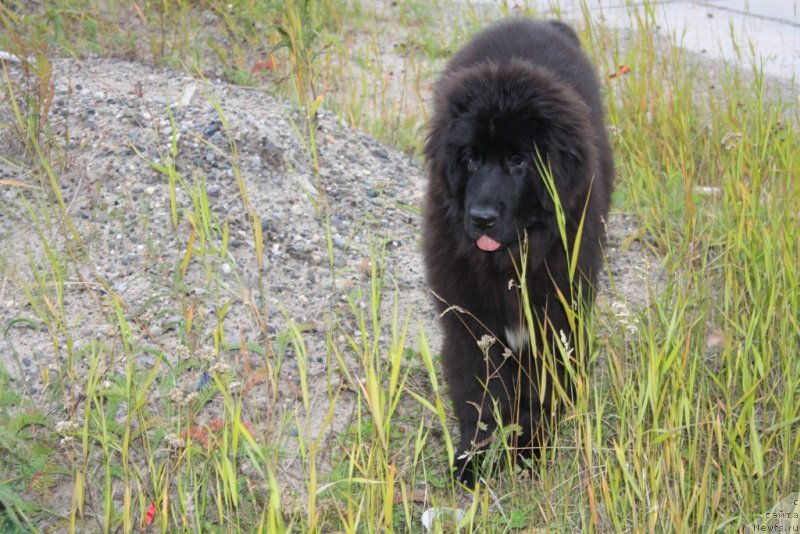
<box><xmin>1</xmin><ymin>0</ymin><xmax>798</xmax><ymax>532</ymax></box>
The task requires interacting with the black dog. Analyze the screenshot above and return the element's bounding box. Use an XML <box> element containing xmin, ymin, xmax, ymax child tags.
<box><xmin>423</xmin><ymin>19</ymin><xmax>613</xmax><ymax>486</ymax></box>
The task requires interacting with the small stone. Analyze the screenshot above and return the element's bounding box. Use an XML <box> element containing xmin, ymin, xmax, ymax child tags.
<box><xmin>144</xmin><ymin>186</ymin><xmax>156</xmax><ymax>196</ymax></box>
<box><xmin>221</xmin><ymin>263</ymin><xmax>232</xmax><ymax>274</ymax></box>
<box><xmin>287</xmin><ymin>244</ymin><xmax>306</xmax><ymax>257</ymax></box>
<box><xmin>366</xmin><ymin>188</ymin><xmax>378</xmax><ymax>198</ymax></box>
<box><xmin>203</xmin><ymin>122</ymin><xmax>221</xmax><ymax>138</ymax></box>
<box><xmin>330</xmin><ymin>215</ymin><xmax>346</xmax><ymax>230</ymax></box>
<box><xmin>371</xmin><ymin>147</ymin><xmax>388</xmax><ymax>159</ymax></box>
<box><xmin>207</xmin><ymin>184</ymin><xmax>221</xmax><ymax>198</ymax></box>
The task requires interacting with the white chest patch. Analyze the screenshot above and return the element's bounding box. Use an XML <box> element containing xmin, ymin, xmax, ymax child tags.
<box><xmin>504</xmin><ymin>325</ymin><xmax>530</xmax><ymax>353</ymax></box>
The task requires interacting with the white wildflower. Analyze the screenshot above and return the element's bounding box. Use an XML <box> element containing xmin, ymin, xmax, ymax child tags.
<box><xmin>209</xmin><ymin>361</ymin><xmax>231</xmax><ymax>374</ymax></box>
<box><xmin>721</xmin><ymin>132</ymin><xmax>743</xmax><ymax>151</ymax></box>
<box><xmin>198</xmin><ymin>348</ymin><xmax>216</xmax><ymax>362</ymax></box>
<box><xmin>477</xmin><ymin>335</ymin><xmax>496</xmax><ymax>352</ymax></box>
<box><xmin>559</xmin><ymin>329</ymin><xmax>574</xmax><ymax>356</ymax></box>
<box><xmin>165</xmin><ymin>433</ymin><xmax>185</xmax><ymax>449</ymax></box>
<box><xmin>55</xmin><ymin>420</ymin><xmax>79</xmax><ymax>434</ymax></box>
<box><xmin>169</xmin><ymin>387</ymin><xmax>184</xmax><ymax>403</ymax></box>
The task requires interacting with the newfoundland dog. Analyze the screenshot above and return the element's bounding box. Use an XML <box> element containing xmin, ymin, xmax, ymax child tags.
<box><xmin>423</xmin><ymin>19</ymin><xmax>614</xmax><ymax>486</ymax></box>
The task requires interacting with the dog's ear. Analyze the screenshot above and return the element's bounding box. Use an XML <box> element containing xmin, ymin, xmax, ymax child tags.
<box><xmin>445</xmin><ymin>166</ymin><xmax>462</xmax><ymax>199</ymax></box>
<box><xmin>548</xmin><ymin>129</ymin><xmax>598</xmax><ymax>213</ymax></box>
<box><xmin>424</xmin><ymin>126</ymin><xmax>465</xmax><ymax>201</ymax></box>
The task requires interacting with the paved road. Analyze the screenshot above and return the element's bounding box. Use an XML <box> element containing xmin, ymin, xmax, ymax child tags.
<box><xmin>526</xmin><ymin>0</ymin><xmax>800</xmax><ymax>82</ymax></box>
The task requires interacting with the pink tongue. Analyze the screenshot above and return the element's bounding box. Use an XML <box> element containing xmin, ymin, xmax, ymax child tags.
<box><xmin>476</xmin><ymin>235</ymin><xmax>501</xmax><ymax>252</ymax></box>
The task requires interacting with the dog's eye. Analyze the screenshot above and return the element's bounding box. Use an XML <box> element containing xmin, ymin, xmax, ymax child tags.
<box><xmin>509</xmin><ymin>155</ymin><xmax>527</xmax><ymax>168</ymax></box>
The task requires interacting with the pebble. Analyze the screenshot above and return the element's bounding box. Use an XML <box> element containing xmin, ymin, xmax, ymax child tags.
<box><xmin>203</xmin><ymin>122</ymin><xmax>222</xmax><ymax>138</ymax></box>
<box><xmin>371</xmin><ymin>148</ymin><xmax>388</xmax><ymax>159</ymax></box>
<box><xmin>207</xmin><ymin>184</ymin><xmax>221</xmax><ymax>198</ymax></box>
<box><xmin>330</xmin><ymin>215</ymin><xmax>346</xmax><ymax>230</ymax></box>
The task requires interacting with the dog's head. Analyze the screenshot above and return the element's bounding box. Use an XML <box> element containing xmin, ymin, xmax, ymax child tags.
<box><xmin>426</xmin><ymin>60</ymin><xmax>598</xmax><ymax>254</ymax></box>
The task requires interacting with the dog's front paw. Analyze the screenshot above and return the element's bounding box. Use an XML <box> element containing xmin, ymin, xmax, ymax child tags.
<box><xmin>454</xmin><ymin>449</ymin><xmax>477</xmax><ymax>488</ymax></box>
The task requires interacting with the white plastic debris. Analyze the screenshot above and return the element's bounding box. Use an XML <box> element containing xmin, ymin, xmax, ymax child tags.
<box><xmin>0</xmin><ymin>51</ymin><xmax>29</xmax><ymax>64</ymax></box>
<box><xmin>176</xmin><ymin>82</ymin><xmax>198</xmax><ymax>107</ymax></box>
<box><xmin>421</xmin><ymin>507</ymin><xmax>466</xmax><ymax>532</ymax></box>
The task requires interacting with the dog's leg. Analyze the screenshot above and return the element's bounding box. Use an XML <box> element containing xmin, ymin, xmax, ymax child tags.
<box><xmin>444</xmin><ymin>331</ymin><xmax>514</xmax><ymax>487</ymax></box>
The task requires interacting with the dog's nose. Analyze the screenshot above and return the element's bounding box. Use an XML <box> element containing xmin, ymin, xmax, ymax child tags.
<box><xmin>469</xmin><ymin>206</ymin><xmax>499</xmax><ymax>229</ymax></box>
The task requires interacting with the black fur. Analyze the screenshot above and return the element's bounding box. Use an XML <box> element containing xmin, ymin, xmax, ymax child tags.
<box><xmin>422</xmin><ymin>19</ymin><xmax>614</xmax><ymax>486</ymax></box>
